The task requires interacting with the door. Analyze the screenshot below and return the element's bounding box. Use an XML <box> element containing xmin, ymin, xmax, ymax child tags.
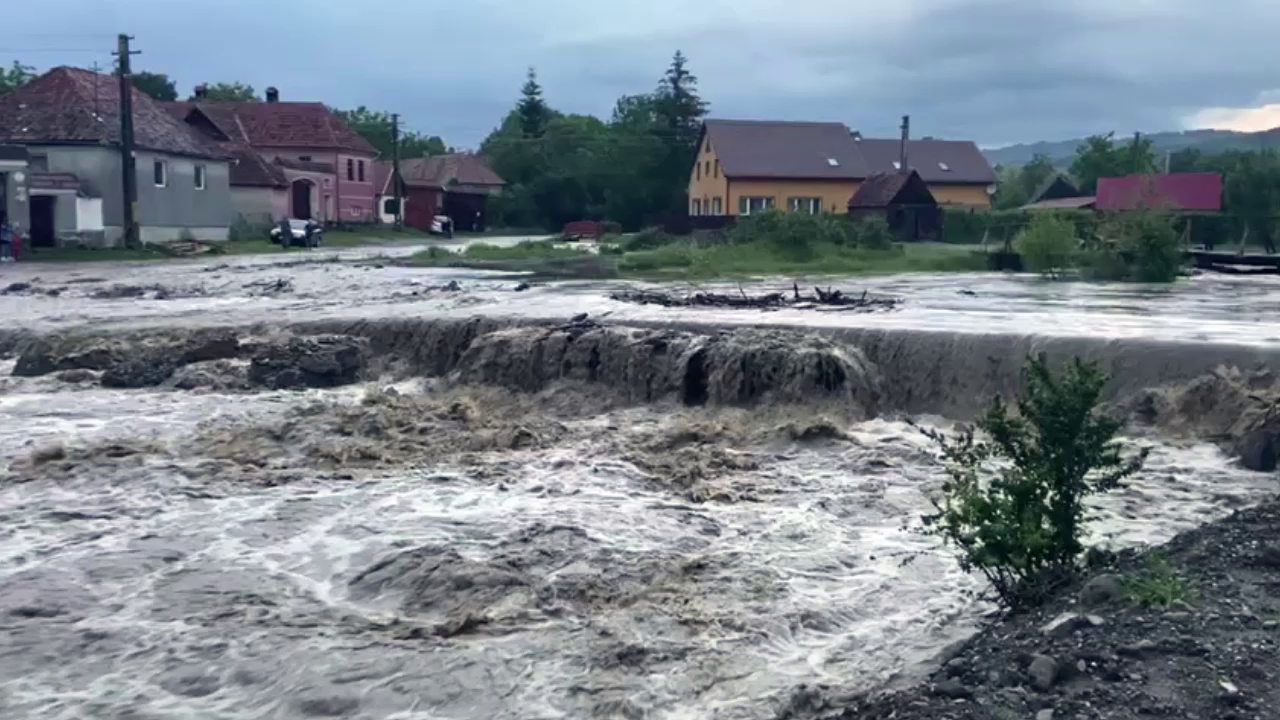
<box><xmin>290</xmin><ymin>180</ymin><xmax>312</xmax><ymax>220</ymax></box>
<box><xmin>29</xmin><ymin>195</ymin><xmax>56</xmax><ymax>247</ymax></box>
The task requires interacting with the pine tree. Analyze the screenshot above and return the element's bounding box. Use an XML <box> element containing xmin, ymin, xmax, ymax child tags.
<box><xmin>517</xmin><ymin>67</ymin><xmax>549</xmax><ymax>139</ymax></box>
<box><xmin>652</xmin><ymin>51</ymin><xmax>709</xmax><ymax>213</ymax></box>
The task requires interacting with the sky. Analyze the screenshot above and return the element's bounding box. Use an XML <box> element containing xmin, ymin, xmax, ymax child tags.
<box><xmin>6</xmin><ymin>0</ymin><xmax>1280</xmax><ymax>149</ymax></box>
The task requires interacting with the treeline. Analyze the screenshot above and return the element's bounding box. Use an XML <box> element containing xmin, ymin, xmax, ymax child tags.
<box><xmin>993</xmin><ymin>132</ymin><xmax>1280</xmax><ymax>242</ymax></box>
<box><xmin>0</xmin><ymin>60</ymin><xmax>448</xmax><ymax>162</ymax></box>
<box><xmin>480</xmin><ymin>52</ymin><xmax>708</xmax><ymax>232</ymax></box>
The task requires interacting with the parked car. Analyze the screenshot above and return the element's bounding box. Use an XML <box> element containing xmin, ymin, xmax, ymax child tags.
<box><xmin>270</xmin><ymin>219</ymin><xmax>323</xmax><ymax>248</ymax></box>
<box><xmin>430</xmin><ymin>215</ymin><xmax>454</xmax><ymax>238</ymax></box>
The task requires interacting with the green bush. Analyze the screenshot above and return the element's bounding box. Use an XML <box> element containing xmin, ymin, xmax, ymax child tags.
<box><xmin>1104</xmin><ymin>211</ymin><xmax>1183</xmax><ymax>283</ymax></box>
<box><xmin>921</xmin><ymin>355</ymin><xmax>1148</xmax><ymax>610</ymax></box>
<box><xmin>727</xmin><ymin>211</ymin><xmax>893</xmax><ymax>255</ymax></box>
<box><xmin>229</xmin><ymin>216</ymin><xmax>271</xmax><ymax>243</ymax></box>
<box><xmin>1016</xmin><ymin>213</ymin><xmax>1079</xmax><ymax>279</ymax></box>
<box><xmin>622</xmin><ymin>227</ymin><xmax>676</xmax><ymax>252</ymax></box>
<box><xmin>848</xmin><ymin>217</ymin><xmax>894</xmax><ymax>250</ymax></box>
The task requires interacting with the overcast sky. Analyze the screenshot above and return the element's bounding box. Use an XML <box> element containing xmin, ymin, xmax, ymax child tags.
<box><xmin>7</xmin><ymin>0</ymin><xmax>1280</xmax><ymax>149</ymax></box>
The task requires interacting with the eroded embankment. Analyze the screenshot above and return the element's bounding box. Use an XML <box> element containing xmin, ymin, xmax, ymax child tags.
<box><xmin>9</xmin><ymin>316</ymin><xmax>1280</xmax><ymax>470</ymax></box>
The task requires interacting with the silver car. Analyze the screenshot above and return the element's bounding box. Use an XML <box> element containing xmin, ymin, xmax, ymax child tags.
<box><xmin>270</xmin><ymin>219</ymin><xmax>322</xmax><ymax>247</ymax></box>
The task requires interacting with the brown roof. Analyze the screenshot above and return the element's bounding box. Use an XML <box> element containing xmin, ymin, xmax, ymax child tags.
<box><xmin>854</xmin><ymin>137</ymin><xmax>997</xmax><ymax>185</ymax></box>
<box><xmin>228</xmin><ymin>145</ymin><xmax>287</xmax><ymax>187</ymax></box>
<box><xmin>372</xmin><ymin>160</ymin><xmax>393</xmax><ymax>195</ymax></box>
<box><xmin>704</xmin><ymin>119</ymin><xmax>869</xmax><ymax>179</ymax></box>
<box><xmin>399</xmin><ymin>154</ymin><xmax>504</xmax><ymax>189</ymax></box>
<box><xmin>162</xmin><ymin>103</ymin><xmax>285</xmax><ymax>187</ymax></box>
<box><xmin>0</xmin><ymin>67</ymin><xmax>224</xmax><ymax>158</ymax></box>
<box><xmin>848</xmin><ymin>170</ymin><xmax>936</xmax><ymax>208</ymax></box>
<box><xmin>168</xmin><ymin>100</ymin><xmax>376</xmax><ymax>155</ymax></box>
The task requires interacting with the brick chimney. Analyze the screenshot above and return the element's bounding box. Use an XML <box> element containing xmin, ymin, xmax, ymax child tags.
<box><xmin>265</xmin><ymin>87</ymin><xmax>279</xmax><ymax>103</ymax></box>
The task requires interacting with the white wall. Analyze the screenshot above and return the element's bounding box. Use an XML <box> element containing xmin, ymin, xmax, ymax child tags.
<box><xmin>76</xmin><ymin>197</ymin><xmax>103</xmax><ymax>231</ymax></box>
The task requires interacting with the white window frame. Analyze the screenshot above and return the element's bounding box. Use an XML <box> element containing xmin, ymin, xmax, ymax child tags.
<box><xmin>738</xmin><ymin>196</ymin><xmax>775</xmax><ymax>216</ymax></box>
<box><xmin>788</xmin><ymin>197</ymin><xmax>822</xmax><ymax>214</ymax></box>
<box><xmin>153</xmin><ymin>160</ymin><xmax>167</xmax><ymax>188</ymax></box>
<box><xmin>711</xmin><ymin>197</ymin><xmax>723</xmax><ymax>215</ymax></box>
<box><xmin>194</xmin><ymin>164</ymin><xmax>206</xmax><ymax>190</ymax></box>
<box><xmin>691</xmin><ymin>198</ymin><xmax>702</xmax><ymax>216</ymax></box>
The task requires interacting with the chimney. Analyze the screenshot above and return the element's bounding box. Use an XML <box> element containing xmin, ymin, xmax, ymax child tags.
<box><xmin>898</xmin><ymin>115</ymin><xmax>910</xmax><ymax>173</ymax></box>
<box><xmin>266</xmin><ymin>87</ymin><xmax>279</xmax><ymax>103</ymax></box>
<box><xmin>194</xmin><ymin>84</ymin><xmax>208</xmax><ymax>100</ymax></box>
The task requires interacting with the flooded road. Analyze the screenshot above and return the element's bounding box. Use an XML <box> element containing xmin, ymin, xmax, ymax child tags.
<box><xmin>1</xmin><ymin>251</ymin><xmax>1277</xmax><ymax>719</ymax></box>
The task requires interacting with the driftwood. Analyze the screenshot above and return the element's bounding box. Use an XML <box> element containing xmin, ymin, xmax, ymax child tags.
<box><xmin>610</xmin><ymin>282</ymin><xmax>900</xmax><ymax>312</ymax></box>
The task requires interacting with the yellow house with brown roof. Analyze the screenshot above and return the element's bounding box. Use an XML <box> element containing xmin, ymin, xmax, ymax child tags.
<box><xmin>687</xmin><ymin>119</ymin><xmax>997</xmax><ymax>216</ymax></box>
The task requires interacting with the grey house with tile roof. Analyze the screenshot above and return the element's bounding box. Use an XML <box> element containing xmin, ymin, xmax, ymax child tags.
<box><xmin>0</xmin><ymin>67</ymin><xmax>232</xmax><ymax>248</ymax></box>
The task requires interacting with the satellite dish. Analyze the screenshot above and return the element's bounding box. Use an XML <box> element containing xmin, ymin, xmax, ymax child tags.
<box><xmin>985</xmin><ymin>184</ymin><xmax>998</xmax><ymax>196</ymax></box>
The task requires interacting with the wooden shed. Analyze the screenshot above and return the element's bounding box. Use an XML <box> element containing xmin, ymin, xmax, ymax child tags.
<box><xmin>847</xmin><ymin>170</ymin><xmax>941</xmax><ymax>242</ymax></box>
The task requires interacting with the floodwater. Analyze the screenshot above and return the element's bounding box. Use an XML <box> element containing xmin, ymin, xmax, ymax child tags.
<box><xmin>1</xmin><ymin>248</ymin><xmax>1277</xmax><ymax>719</ymax></box>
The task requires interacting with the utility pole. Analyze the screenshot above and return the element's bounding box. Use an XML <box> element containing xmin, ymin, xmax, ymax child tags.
<box><xmin>391</xmin><ymin>113</ymin><xmax>403</xmax><ymax>231</ymax></box>
<box><xmin>114</xmin><ymin>34</ymin><xmax>140</xmax><ymax>248</ymax></box>
<box><xmin>898</xmin><ymin>115</ymin><xmax>910</xmax><ymax>172</ymax></box>
<box><xmin>1131</xmin><ymin>130</ymin><xmax>1141</xmax><ymax>173</ymax></box>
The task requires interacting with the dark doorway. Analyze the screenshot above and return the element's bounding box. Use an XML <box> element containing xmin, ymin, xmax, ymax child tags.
<box><xmin>29</xmin><ymin>195</ymin><xmax>56</xmax><ymax>247</ymax></box>
<box><xmin>442</xmin><ymin>192</ymin><xmax>486</xmax><ymax>233</ymax></box>
<box><xmin>290</xmin><ymin>181</ymin><xmax>312</xmax><ymax>220</ymax></box>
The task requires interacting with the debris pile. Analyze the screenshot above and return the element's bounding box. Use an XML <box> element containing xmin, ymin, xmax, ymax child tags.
<box><xmin>609</xmin><ymin>283</ymin><xmax>900</xmax><ymax>312</ymax></box>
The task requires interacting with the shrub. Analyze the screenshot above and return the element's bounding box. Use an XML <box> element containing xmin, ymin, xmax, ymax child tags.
<box><xmin>1105</xmin><ymin>210</ymin><xmax>1183</xmax><ymax>283</ymax></box>
<box><xmin>1016</xmin><ymin>213</ymin><xmax>1079</xmax><ymax>279</ymax></box>
<box><xmin>727</xmin><ymin>212</ymin><xmax>894</xmax><ymax>255</ymax></box>
<box><xmin>1125</xmin><ymin>555</ymin><xmax>1192</xmax><ymax>608</ymax></box>
<box><xmin>848</xmin><ymin>217</ymin><xmax>894</xmax><ymax>250</ymax></box>
<box><xmin>920</xmin><ymin>355</ymin><xmax>1148</xmax><ymax>610</ymax></box>
<box><xmin>622</xmin><ymin>227</ymin><xmax>676</xmax><ymax>252</ymax></box>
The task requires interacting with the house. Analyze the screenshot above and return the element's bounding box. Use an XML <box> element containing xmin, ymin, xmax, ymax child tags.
<box><xmin>169</xmin><ymin>86</ymin><xmax>378</xmax><ymax>225</ymax></box>
<box><xmin>687</xmin><ymin>120</ymin><xmax>998</xmax><ymax>218</ymax></box>
<box><xmin>847</xmin><ymin>170</ymin><xmax>942</xmax><ymax>242</ymax></box>
<box><xmin>0</xmin><ymin>67</ymin><xmax>232</xmax><ymax>247</ymax></box>
<box><xmin>396</xmin><ymin>154</ymin><xmax>505</xmax><ymax>232</ymax></box>
<box><xmin>1</xmin><ymin>145</ymin><xmax>28</xmax><ymax>229</ymax></box>
<box><xmin>851</xmin><ymin>136</ymin><xmax>998</xmax><ymax>207</ymax></box>
<box><xmin>1021</xmin><ymin>174</ymin><xmax>1096</xmax><ymax>211</ymax></box>
<box><xmin>1095</xmin><ymin>172</ymin><xmax>1223</xmax><ymax>212</ymax></box>
<box><xmin>372</xmin><ymin>161</ymin><xmax>403</xmax><ymax>224</ymax></box>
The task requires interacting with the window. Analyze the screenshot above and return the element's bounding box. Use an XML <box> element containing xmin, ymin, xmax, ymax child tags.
<box><xmin>938</xmin><ymin>162</ymin><xmax>950</xmax><ymax>171</ymax></box>
<box><xmin>358</xmin><ymin>160</ymin><xmax>366</xmax><ymax>182</ymax></box>
<box><xmin>714</xmin><ymin>160</ymin><xmax>719</xmax><ymax>178</ymax></box>
<box><xmin>892</xmin><ymin>161</ymin><xmax>901</xmax><ymax>170</ymax></box>
<box><xmin>696</xmin><ymin>162</ymin><xmax>701</xmax><ymax>181</ymax></box>
<box><xmin>788</xmin><ymin>197</ymin><xmax>822</xmax><ymax>214</ymax></box>
<box><xmin>827</xmin><ymin>158</ymin><xmax>839</xmax><ymax>167</ymax></box>
<box><xmin>691</xmin><ymin>198</ymin><xmax>702</xmax><ymax>215</ymax></box>
<box><xmin>738</xmin><ymin>196</ymin><xmax>774</xmax><ymax>215</ymax></box>
<box><xmin>347</xmin><ymin>158</ymin><xmax>355</xmax><ymax>181</ymax></box>
<box><xmin>383</xmin><ymin>198</ymin><xmax>399</xmax><ymax>214</ymax></box>
<box><xmin>194</xmin><ymin>164</ymin><xmax>206</xmax><ymax>190</ymax></box>
<box><xmin>711</xmin><ymin>197</ymin><xmax>722</xmax><ymax>214</ymax></box>
<box><xmin>704</xmin><ymin>161</ymin><xmax>711</xmax><ymax>177</ymax></box>
<box><xmin>298</xmin><ymin>155</ymin><xmax>312</xmax><ymax>162</ymax></box>
<box><xmin>153</xmin><ymin>160</ymin><xmax>167</xmax><ymax>187</ymax></box>
<box><xmin>704</xmin><ymin>138</ymin><xmax>711</xmax><ymax>153</ymax></box>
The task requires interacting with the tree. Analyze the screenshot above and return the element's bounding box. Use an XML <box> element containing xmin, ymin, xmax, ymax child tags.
<box><xmin>332</xmin><ymin>106</ymin><xmax>447</xmax><ymax>158</ymax></box>
<box><xmin>993</xmin><ymin>154</ymin><xmax>1058</xmax><ymax>210</ymax></box>
<box><xmin>130</xmin><ymin>71</ymin><xmax>177</xmax><ymax>101</ymax></box>
<box><xmin>192</xmin><ymin>82</ymin><xmax>259</xmax><ymax>102</ymax></box>
<box><xmin>1016</xmin><ymin>212</ymin><xmax>1079</xmax><ymax>279</ymax></box>
<box><xmin>921</xmin><ymin>355</ymin><xmax>1147</xmax><ymax>609</ymax></box>
<box><xmin>1069</xmin><ymin>133</ymin><xmax>1157</xmax><ymax>194</ymax></box>
<box><xmin>0</xmin><ymin>60</ymin><xmax>36</xmax><ymax>96</ymax></box>
<box><xmin>651</xmin><ymin>51</ymin><xmax>709</xmax><ymax>215</ymax></box>
<box><xmin>517</xmin><ymin>67</ymin><xmax>550</xmax><ymax>139</ymax></box>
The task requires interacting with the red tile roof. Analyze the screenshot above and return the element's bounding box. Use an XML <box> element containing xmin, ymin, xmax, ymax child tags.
<box><xmin>704</xmin><ymin>120</ymin><xmax>869</xmax><ymax>179</ymax></box>
<box><xmin>0</xmin><ymin>67</ymin><xmax>224</xmax><ymax>158</ymax></box>
<box><xmin>399</xmin><ymin>154</ymin><xmax>504</xmax><ymax>189</ymax></box>
<box><xmin>162</xmin><ymin>103</ymin><xmax>285</xmax><ymax>187</ymax></box>
<box><xmin>170</xmin><ymin>101</ymin><xmax>376</xmax><ymax>155</ymax></box>
<box><xmin>1095</xmin><ymin>173</ymin><xmax>1223</xmax><ymax>212</ymax></box>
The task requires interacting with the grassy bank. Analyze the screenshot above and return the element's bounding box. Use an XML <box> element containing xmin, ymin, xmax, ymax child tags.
<box><xmin>20</xmin><ymin>228</ymin><xmax>430</xmax><ymax>263</ymax></box>
<box><xmin>405</xmin><ymin>237</ymin><xmax>988</xmax><ymax>280</ymax></box>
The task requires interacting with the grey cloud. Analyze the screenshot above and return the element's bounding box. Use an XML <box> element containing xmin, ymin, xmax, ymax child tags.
<box><xmin>6</xmin><ymin>0</ymin><xmax>1280</xmax><ymax>148</ymax></box>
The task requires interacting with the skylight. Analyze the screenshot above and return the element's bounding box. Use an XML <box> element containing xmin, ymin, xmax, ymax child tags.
<box><xmin>892</xmin><ymin>161</ymin><xmax>901</xmax><ymax>170</ymax></box>
<box><xmin>827</xmin><ymin>158</ymin><xmax>839</xmax><ymax>167</ymax></box>
<box><xmin>938</xmin><ymin>162</ymin><xmax>950</xmax><ymax>171</ymax></box>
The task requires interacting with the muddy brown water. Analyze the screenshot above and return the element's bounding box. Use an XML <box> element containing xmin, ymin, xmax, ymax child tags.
<box><xmin>1</xmin><ymin>252</ymin><xmax>1279</xmax><ymax>719</ymax></box>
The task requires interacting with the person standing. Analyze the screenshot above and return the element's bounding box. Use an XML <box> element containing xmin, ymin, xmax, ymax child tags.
<box><xmin>0</xmin><ymin>211</ymin><xmax>15</xmax><ymax>263</ymax></box>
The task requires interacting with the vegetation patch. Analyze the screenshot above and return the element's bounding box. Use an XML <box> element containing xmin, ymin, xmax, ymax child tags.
<box><xmin>1124</xmin><ymin>555</ymin><xmax>1193</xmax><ymax>608</ymax></box>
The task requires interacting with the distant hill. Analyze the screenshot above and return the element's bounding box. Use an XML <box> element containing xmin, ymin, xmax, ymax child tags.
<box><xmin>983</xmin><ymin>127</ymin><xmax>1280</xmax><ymax>168</ymax></box>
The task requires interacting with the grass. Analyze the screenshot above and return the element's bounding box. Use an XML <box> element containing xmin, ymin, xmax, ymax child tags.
<box><xmin>406</xmin><ymin>238</ymin><xmax>989</xmax><ymax>280</ymax></box>
<box><xmin>20</xmin><ymin>228</ymin><xmax>431</xmax><ymax>263</ymax></box>
<box><xmin>1125</xmin><ymin>555</ymin><xmax>1193</xmax><ymax>608</ymax></box>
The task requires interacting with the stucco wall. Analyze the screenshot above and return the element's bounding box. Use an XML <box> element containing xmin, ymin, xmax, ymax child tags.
<box><xmin>257</xmin><ymin>147</ymin><xmax>376</xmax><ymax>223</ymax></box>
<box><xmin>687</xmin><ymin>138</ymin><xmax>729</xmax><ymax>214</ymax></box>
<box><xmin>727</xmin><ymin>179</ymin><xmax>860</xmax><ymax>216</ymax></box>
<box><xmin>1</xmin><ymin>167</ymin><xmax>27</xmax><ymax>230</ymax></box>
<box><xmin>930</xmin><ymin>183</ymin><xmax>993</xmax><ymax>208</ymax></box>
<box><xmin>231</xmin><ymin>186</ymin><xmax>287</xmax><ymax>225</ymax></box>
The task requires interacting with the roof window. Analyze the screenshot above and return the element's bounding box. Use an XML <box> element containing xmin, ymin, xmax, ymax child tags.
<box><xmin>938</xmin><ymin>162</ymin><xmax>950</xmax><ymax>171</ymax></box>
<box><xmin>892</xmin><ymin>161</ymin><xmax>901</xmax><ymax>170</ymax></box>
<box><xmin>827</xmin><ymin>158</ymin><xmax>839</xmax><ymax>167</ymax></box>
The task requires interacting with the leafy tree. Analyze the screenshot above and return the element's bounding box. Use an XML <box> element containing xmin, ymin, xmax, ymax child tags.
<box><xmin>0</xmin><ymin>60</ymin><xmax>36</xmax><ymax>96</ymax></box>
<box><xmin>332</xmin><ymin>106</ymin><xmax>447</xmax><ymax>158</ymax></box>
<box><xmin>517</xmin><ymin>67</ymin><xmax>550</xmax><ymax>139</ymax></box>
<box><xmin>1016</xmin><ymin>212</ymin><xmax>1078</xmax><ymax>279</ymax></box>
<box><xmin>921</xmin><ymin>355</ymin><xmax>1147</xmax><ymax>609</ymax></box>
<box><xmin>652</xmin><ymin>51</ymin><xmax>709</xmax><ymax>214</ymax></box>
<box><xmin>130</xmin><ymin>71</ymin><xmax>177</xmax><ymax>101</ymax></box>
<box><xmin>1069</xmin><ymin>133</ymin><xmax>1157</xmax><ymax>194</ymax></box>
<box><xmin>192</xmin><ymin>82</ymin><xmax>259</xmax><ymax>102</ymax></box>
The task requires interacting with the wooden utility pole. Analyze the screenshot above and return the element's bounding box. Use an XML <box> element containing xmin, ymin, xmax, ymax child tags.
<box><xmin>898</xmin><ymin>115</ymin><xmax>910</xmax><ymax>172</ymax></box>
<box><xmin>1131</xmin><ymin>130</ymin><xmax>1141</xmax><ymax>172</ymax></box>
<box><xmin>391</xmin><ymin>112</ymin><xmax>403</xmax><ymax>231</ymax></box>
<box><xmin>114</xmin><ymin>34</ymin><xmax>140</xmax><ymax>248</ymax></box>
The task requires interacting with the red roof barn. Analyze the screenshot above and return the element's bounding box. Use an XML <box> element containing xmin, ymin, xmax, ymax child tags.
<box><xmin>1095</xmin><ymin>172</ymin><xmax>1223</xmax><ymax>212</ymax></box>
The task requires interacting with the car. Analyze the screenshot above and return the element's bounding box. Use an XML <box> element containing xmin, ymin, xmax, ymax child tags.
<box><xmin>270</xmin><ymin>219</ymin><xmax>323</xmax><ymax>248</ymax></box>
<box><xmin>429</xmin><ymin>215</ymin><xmax>454</xmax><ymax>238</ymax></box>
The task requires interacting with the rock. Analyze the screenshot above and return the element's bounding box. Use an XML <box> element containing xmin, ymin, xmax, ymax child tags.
<box><xmin>1028</xmin><ymin>654</ymin><xmax>1058</xmax><ymax>692</ymax></box>
<box><xmin>933</xmin><ymin>678</ymin><xmax>972</xmax><ymax>700</ymax></box>
<box><xmin>100</xmin><ymin>359</ymin><xmax>177</xmax><ymax>388</ymax></box>
<box><xmin>1037</xmin><ymin>710</ymin><xmax>1055</xmax><ymax>720</ymax></box>
<box><xmin>514</xmin><ymin>281</ymin><xmax>531</xmax><ymax>292</ymax></box>
<box><xmin>1079</xmin><ymin>573</ymin><xmax>1123</xmax><ymax>607</ymax></box>
<box><xmin>2</xmin><ymin>282</ymin><xmax>31</xmax><ymax>294</ymax></box>
<box><xmin>1118</xmin><ymin>639</ymin><xmax>1158</xmax><ymax>658</ymax></box>
<box><xmin>1235</xmin><ymin>428</ymin><xmax>1278</xmax><ymax>472</ymax></box>
<box><xmin>945</xmin><ymin>657</ymin><xmax>969</xmax><ymax>677</ymax></box>
<box><xmin>247</xmin><ymin>335</ymin><xmax>368</xmax><ymax>390</ymax></box>
<box><xmin>1041</xmin><ymin>612</ymin><xmax>1104</xmax><ymax>638</ymax></box>
<box><xmin>30</xmin><ymin>442</ymin><xmax>67</xmax><ymax>464</ymax></box>
<box><xmin>295</xmin><ymin>695</ymin><xmax>360</xmax><ymax>717</ymax></box>
<box><xmin>53</xmin><ymin>368</ymin><xmax>98</xmax><ymax>384</ymax></box>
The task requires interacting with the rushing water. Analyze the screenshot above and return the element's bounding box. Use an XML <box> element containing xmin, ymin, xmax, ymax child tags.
<box><xmin>1</xmin><ymin>250</ymin><xmax>1277</xmax><ymax>719</ymax></box>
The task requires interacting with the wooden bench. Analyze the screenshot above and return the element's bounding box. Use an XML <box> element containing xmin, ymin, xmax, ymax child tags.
<box><xmin>562</xmin><ymin>220</ymin><xmax>604</xmax><ymax>241</ymax></box>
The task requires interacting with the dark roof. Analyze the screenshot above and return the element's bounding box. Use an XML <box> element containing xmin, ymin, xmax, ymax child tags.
<box><xmin>372</xmin><ymin>160</ymin><xmax>393</xmax><ymax>195</ymax></box>
<box><xmin>273</xmin><ymin>156</ymin><xmax>336</xmax><ymax>174</ymax></box>
<box><xmin>1096</xmin><ymin>173</ymin><xmax>1223</xmax><ymax>212</ymax></box>
<box><xmin>0</xmin><ymin>67</ymin><xmax>225</xmax><ymax>158</ymax></box>
<box><xmin>399</xmin><ymin>154</ymin><xmax>504</xmax><ymax>189</ymax></box>
<box><xmin>703</xmin><ymin>119</ymin><xmax>869</xmax><ymax>179</ymax></box>
<box><xmin>854</xmin><ymin>138</ymin><xmax>997</xmax><ymax>184</ymax></box>
<box><xmin>1022</xmin><ymin>196</ymin><xmax>1097</xmax><ymax>211</ymax></box>
<box><xmin>161</xmin><ymin>104</ymin><xmax>286</xmax><ymax>187</ymax></box>
<box><xmin>1027</xmin><ymin>174</ymin><xmax>1083</xmax><ymax>204</ymax></box>
<box><xmin>228</xmin><ymin>145</ymin><xmax>287</xmax><ymax>187</ymax></box>
<box><xmin>848</xmin><ymin>170</ymin><xmax>937</xmax><ymax>208</ymax></box>
<box><xmin>168</xmin><ymin>100</ymin><xmax>376</xmax><ymax>155</ymax></box>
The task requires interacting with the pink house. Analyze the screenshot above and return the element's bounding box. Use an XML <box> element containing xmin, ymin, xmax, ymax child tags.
<box><xmin>169</xmin><ymin>87</ymin><xmax>378</xmax><ymax>225</ymax></box>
